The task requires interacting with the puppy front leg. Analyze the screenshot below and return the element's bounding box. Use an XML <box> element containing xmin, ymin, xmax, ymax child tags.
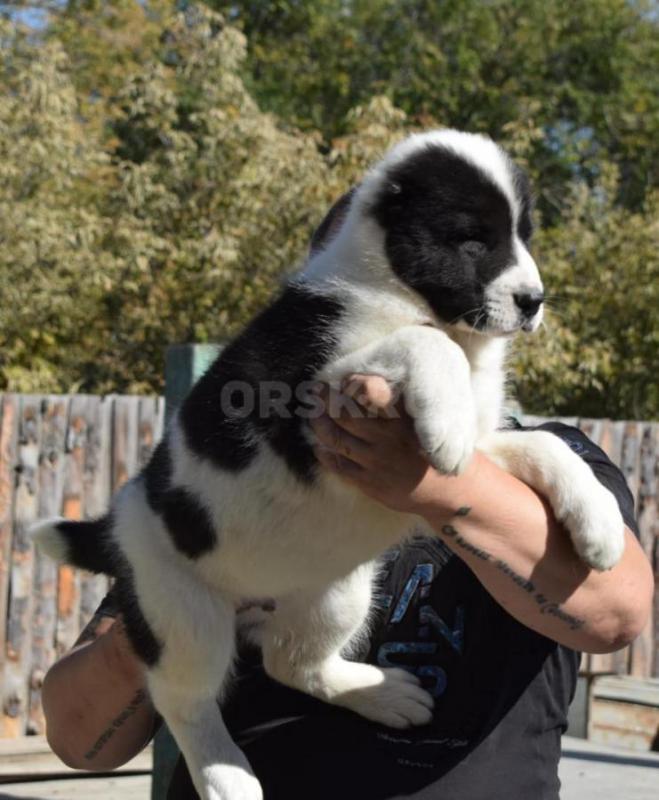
<box><xmin>478</xmin><ymin>430</ymin><xmax>625</xmax><ymax>571</ymax></box>
<box><xmin>322</xmin><ymin>325</ymin><xmax>476</xmax><ymax>475</ymax></box>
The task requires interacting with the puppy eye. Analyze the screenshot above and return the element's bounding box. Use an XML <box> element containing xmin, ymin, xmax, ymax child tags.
<box><xmin>458</xmin><ymin>239</ymin><xmax>488</xmax><ymax>258</ymax></box>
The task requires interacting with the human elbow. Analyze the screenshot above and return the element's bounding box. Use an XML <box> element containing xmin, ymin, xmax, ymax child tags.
<box><xmin>46</xmin><ymin>730</ymin><xmax>89</xmax><ymax>771</ymax></box>
<box><xmin>586</xmin><ymin>566</ymin><xmax>654</xmax><ymax>654</ymax></box>
<box><xmin>46</xmin><ymin>721</ymin><xmax>128</xmax><ymax>772</ymax></box>
<box><xmin>42</xmin><ymin>666</ymin><xmax>118</xmax><ymax>772</ymax></box>
<box><xmin>590</xmin><ymin>617</ymin><xmax>648</xmax><ymax>655</ymax></box>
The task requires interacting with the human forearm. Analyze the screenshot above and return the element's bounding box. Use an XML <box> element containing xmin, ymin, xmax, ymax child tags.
<box><xmin>42</xmin><ymin>614</ymin><xmax>156</xmax><ymax>771</ymax></box>
<box><xmin>311</xmin><ymin>376</ymin><xmax>653</xmax><ymax>654</ymax></box>
<box><xmin>416</xmin><ymin>452</ymin><xmax>652</xmax><ymax>652</ymax></box>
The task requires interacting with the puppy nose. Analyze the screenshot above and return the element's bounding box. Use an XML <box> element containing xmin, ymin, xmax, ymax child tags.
<box><xmin>513</xmin><ymin>290</ymin><xmax>544</xmax><ymax>317</ymax></box>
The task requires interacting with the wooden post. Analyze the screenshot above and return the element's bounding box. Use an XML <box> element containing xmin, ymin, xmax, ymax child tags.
<box><xmin>163</xmin><ymin>344</ymin><xmax>220</xmax><ymax>423</ymax></box>
<box><xmin>152</xmin><ymin>344</ymin><xmax>220</xmax><ymax>800</ymax></box>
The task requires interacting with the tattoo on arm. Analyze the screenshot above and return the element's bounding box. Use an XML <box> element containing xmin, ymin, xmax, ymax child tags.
<box><xmin>84</xmin><ymin>689</ymin><xmax>148</xmax><ymax>761</ymax></box>
<box><xmin>441</xmin><ymin>510</ymin><xmax>586</xmax><ymax>632</ymax></box>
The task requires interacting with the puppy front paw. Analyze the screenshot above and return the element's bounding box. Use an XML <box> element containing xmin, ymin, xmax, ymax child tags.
<box><xmin>415</xmin><ymin>418</ymin><xmax>476</xmax><ymax>475</ymax></box>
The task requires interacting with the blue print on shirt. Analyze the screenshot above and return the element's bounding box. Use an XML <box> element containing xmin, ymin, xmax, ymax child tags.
<box><xmin>419</xmin><ymin>604</ymin><xmax>464</xmax><ymax>654</ymax></box>
<box><xmin>376</xmin><ymin>560</ymin><xmax>464</xmax><ymax>698</ymax></box>
<box><xmin>564</xmin><ymin>437</ymin><xmax>589</xmax><ymax>456</ymax></box>
<box><xmin>390</xmin><ymin>564</ymin><xmax>434</xmax><ymax>623</ymax></box>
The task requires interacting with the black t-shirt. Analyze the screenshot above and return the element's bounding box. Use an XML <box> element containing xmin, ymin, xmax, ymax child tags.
<box><xmin>101</xmin><ymin>424</ymin><xmax>639</xmax><ymax>800</ymax></box>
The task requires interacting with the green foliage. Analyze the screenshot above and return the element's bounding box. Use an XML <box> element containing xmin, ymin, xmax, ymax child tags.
<box><xmin>0</xmin><ymin>19</ymin><xmax>114</xmax><ymax>392</ymax></box>
<box><xmin>212</xmin><ymin>0</ymin><xmax>658</xmax><ymax>217</ymax></box>
<box><xmin>0</xmin><ymin>1</ymin><xmax>656</xmax><ymax>418</ymax></box>
<box><xmin>513</xmin><ymin>170</ymin><xmax>658</xmax><ymax>419</ymax></box>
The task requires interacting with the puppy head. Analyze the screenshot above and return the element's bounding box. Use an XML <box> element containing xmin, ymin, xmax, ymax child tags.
<box><xmin>354</xmin><ymin>130</ymin><xmax>544</xmax><ymax>336</ymax></box>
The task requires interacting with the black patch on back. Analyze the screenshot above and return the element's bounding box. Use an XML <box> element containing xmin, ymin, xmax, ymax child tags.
<box><xmin>55</xmin><ymin>516</ymin><xmax>117</xmax><ymax>576</ymax></box>
<box><xmin>143</xmin><ymin>439</ymin><xmax>172</xmax><ymax>511</ymax></box>
<box><xmin>180</xmin><ymin>285</ymin><xmax>343</xmax><ymax>482</ymax></box>
<box><xmin>160</xmin><ymin>487</ymin><xmax>217</xmax><ymax>558</ymax></box>
<box><xmin>369</xmin><ymin>144</ymin><xmax>517</xmax><ymax>329</ymax></box>
<box><xmin>143</xmin><ymin>439</ymin><xmax>217</xmax><ymax>559</ymax></box>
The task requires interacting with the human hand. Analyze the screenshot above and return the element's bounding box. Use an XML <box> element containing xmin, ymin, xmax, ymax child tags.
<box><xmin>311</xmin><ymin>374</ymin><xmax>468</xmax><ymax>516</ymax></box>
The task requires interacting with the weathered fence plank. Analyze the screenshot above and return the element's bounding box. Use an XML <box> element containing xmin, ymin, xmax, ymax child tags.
<box><xmin>28</xmin><ymin>396</ymin><xmax>70</xmax><ymax>734</ymax></box>
<box><xmin>138</xmin><ymin>396</ymin><xmax>160</xmax><ymax>471</ymax></box>
<box><xmin>3</xmin><ymin>396</ymin><xmax>42</xmax><ymax>737</ymax></box>
<box><xmin>0</xmin><ymin>395</ymin><xmax>19</xmax><ymax>738</ymax></box>
<box><xmin>635</xmin><ymin>423</ymin><xmax>659</xmax><ymax>679</ymax></box>
<box><xmin>630</xmin><ymin>423</ymin><xmax>656</xmax><ymax>679</ymax></box>
<box><xmin>55</xmin><ymin>396</ymin><xmax>88</xmax><ymax>657</ymax></box>
<box><xmin>586</xmin><ymin>420</ymin><xmax>631</xmax><ymax>676</ymax></box>
<box><xmin>112</xmin><ymin>396</ymin><xmax>140</xmax><ymax>491</ymax></box>
<box><xmin>79</xmin><ymin>396</ymin><xmax>112</xmax><ymax>632</ymax></box>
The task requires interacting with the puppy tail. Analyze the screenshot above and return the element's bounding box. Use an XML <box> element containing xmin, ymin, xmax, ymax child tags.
<box><xmin>30</xmin><ymin>516</ymin><xmax>118</xmax><ymax>577</ymax></box>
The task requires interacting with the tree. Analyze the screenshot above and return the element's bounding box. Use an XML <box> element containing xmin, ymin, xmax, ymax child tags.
<box><xmin>210</xmin><ymin>0</ymin><xmax>658</xmax><ymax>217</ymax></box>
<box><xmin>513</xmin><ymin>169</ymin><xmax>658</xmax><ymax>419</ymax></box>
<box><xmin>0</xmin><ymin>17</ymin><xmax>114</xmax><ymax>392</ymax></box>
<box><xmin>0</xmin><ymin>5</ymin><xmax>338</xmax><ymax>393</ymax></box>
<box><xmin>0</xmin><ymin>1</ymin><xmax>656</xmax><ymax>418</ymax></box>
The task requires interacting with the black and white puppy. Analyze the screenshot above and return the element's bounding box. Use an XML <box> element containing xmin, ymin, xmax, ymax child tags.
<box><xmin>33</xmin><ymin>130</ymin><xmax>625</xmax><ymax>800</ymax></box>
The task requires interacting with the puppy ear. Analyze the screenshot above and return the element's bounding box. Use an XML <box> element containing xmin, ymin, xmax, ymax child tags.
<box><xmin>310</xmin><ymin>186</ymin><xmax>359</xmax><ymax>255</ymax></box>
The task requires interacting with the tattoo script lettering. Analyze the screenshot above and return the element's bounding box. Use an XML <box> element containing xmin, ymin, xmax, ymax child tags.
<box><xmin>441</xmin><ymin>511</ymin><xmax>585</xmax><ymax>632</ymax></box>
<box><xmin>84</xmin><ymin>689</ymin><xmax>147</xmax><ymax>761</ymax></box>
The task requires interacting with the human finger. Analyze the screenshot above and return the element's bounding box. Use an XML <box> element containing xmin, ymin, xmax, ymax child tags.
<box><xmin>310</xmin><ymin>412</ymin><xmax>373</xmax><ymax>466</ymax></box>
<box><xmin>314</xmin><ymin>443</ymin><xmax>365</xmax><ymax>478</ymax></box>
<box><xmin>341</xmin><ymin>373</ymin><xmax>401</xmax><ymax>418</ymax></box>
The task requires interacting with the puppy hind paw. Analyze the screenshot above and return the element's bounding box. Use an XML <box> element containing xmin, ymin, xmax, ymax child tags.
<box><xmin>201</xmin><ymin>766</ymin><xmax>263</xmax><ymax>800</ymax></box>
<box><xmin>337</xmin><ymin>667</ymin><xmax>434</xmax><ymax>729</ymax></box>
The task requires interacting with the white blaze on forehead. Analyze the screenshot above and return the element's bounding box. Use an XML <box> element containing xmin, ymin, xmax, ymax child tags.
<box><xmin>513</xmin><ymin>238</ymin><xmax>542</xmax><ymax>287</ymax></box>
<box><xmin>358</xmin><ymin>129</ymin><xmax>520</xmax><ymax>226</ymax></box>
<box><xmin>484</xmin><ymin>238</ymin><xmax>544</xmax><ymax>333</ymax></box>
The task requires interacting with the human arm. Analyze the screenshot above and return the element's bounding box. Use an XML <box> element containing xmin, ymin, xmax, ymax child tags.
<box><xmin>42</xmin><ymin>596</ymin><xmax>157</xmax><ymax>771</ymax></box>
<box><xmin>311</xmin><ymin>376</ymin><xmax>654</xmax><ymax>654</ymax></box>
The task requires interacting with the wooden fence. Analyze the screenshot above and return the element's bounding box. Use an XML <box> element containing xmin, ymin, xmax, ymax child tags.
<box><xmin>0</xmin><ymin>394</ymin><xmax>165</xmax><ymax>738</ymax></box>
<box><xmin>0</xmin><ymin>393</ymin><xmax>657</xmax><ymax>738</ymax></box>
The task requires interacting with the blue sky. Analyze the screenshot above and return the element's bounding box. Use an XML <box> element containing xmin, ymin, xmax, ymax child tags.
<box><xmin>1</xmin><ymin>3</ymin><xmax>59</xmax><ymax>30</ymax></box>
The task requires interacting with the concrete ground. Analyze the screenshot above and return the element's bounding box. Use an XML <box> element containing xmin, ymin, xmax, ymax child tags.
<box><xmin>559</xmin><ymin>736</ymin><xmax>659</xmax><ymax>800</ymax></box>
<box><xmin>1</xmin><ymin>736</ymin><xmax>657</xmax><ymax>799</ymax></box>
<box><xmin>0</xmin><ymin>775</ymin><xmax>149</xmax><ymax>800</ymax></box>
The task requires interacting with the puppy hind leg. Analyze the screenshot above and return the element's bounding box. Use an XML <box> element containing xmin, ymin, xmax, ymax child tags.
<box><xmin>144</xmin><ymin>588</ymin><xmax>262</xmax><ymax>800</ymax></box>
<box><xmin>261</xmin><ymin>564</ymin><xmax>434</xmax><ymax>729</ymax></box>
